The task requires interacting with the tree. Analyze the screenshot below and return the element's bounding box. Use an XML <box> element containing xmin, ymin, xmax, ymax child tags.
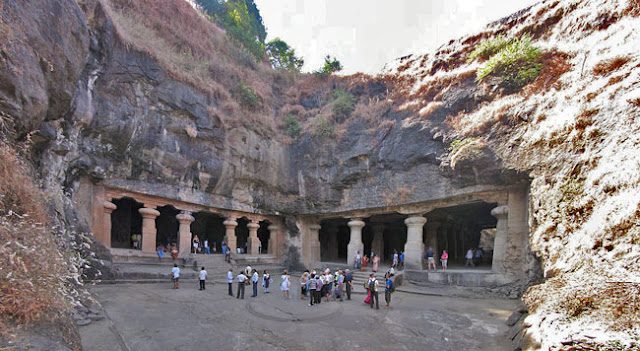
<box><xmin>265</xmin><ymin>38</ymin><xmax>304</xmax><ymax>71</ymax></box>
<box><xmin>314</xmin><ymin>55</ymin><xmax>343</xmax><ymax>75</ymax></box>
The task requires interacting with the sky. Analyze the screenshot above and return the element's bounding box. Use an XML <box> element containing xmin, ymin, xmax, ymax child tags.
<box><xmin>254</xmin><ymin>0</ymin><xmax>538</xmax><ymax>74</ymax></box>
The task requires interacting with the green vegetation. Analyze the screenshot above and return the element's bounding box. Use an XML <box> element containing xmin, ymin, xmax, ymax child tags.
<box><xmin>467</xmin><ymin>35</ymin><xmax>511</xmax><ymax>63</ymax></box>
<box><xmin>283</xmin><ymin>115</ymin><xmax>302</xmax><ymax>137</ymax></box>
<box><xmin>312</xmin><ymin>116</ymin><xmax>333</xmax><ymax>138</ymax></box>
<box><xmin>448</xmin><ymin>138</ymin><xmax>478</xmax><ymax>154</ymax></box>
<box><xmin>475</xmin><ymin>34</ymin><xmax>542</xmax><ymax>91</ymax></box>
<box><xmin>332</xmin><ymin>90</ymin><xmax>355</xmax><ymax>121</ymax></box>
<box><xmin>314</xmin><ymin>55</ymin><xmax>343</xmax><ymax>75</ymax></box>
<box><xmin>232</xmin><ymin>81</ymin><xmax>262</xmax><ymax>111</ymax></box>
<box><xmin>265</xmin><ymin>38</ymin><xmax>304</xmax><ymax>71</ymax></box>
<box><xmin>197</xmin><ymin>0</ymin><xmax>267</xmax><ymax>60</ymax></box>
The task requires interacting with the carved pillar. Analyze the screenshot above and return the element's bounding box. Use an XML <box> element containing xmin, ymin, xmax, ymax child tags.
<box><xmin>491</xmin><ymin>206</ymin><xmax>509</xmax><ymax>273</ymax></box>
<box><xmin>139</xmin><ymin>207</ymin><xmax>160</xmax><ymax>254</ymax></box>
<box><xmin>307</xmin><ymin>224</ymin><xmax>321</xmax><ymax>263</ymax></box>
<box><xmin>102</xmin><ymin>201</ymin><xmax>117</xmax><ymax>248</ymax></box>
<box><xmin>347</xmin><ymin>218</ymin><xmax>365</xmax><ymax>266</ymax></box>
<box><xmin>371</xmin><ymin>224</ymin><xmax>384</xmax><ymax>260</ymax></box>
<box><xmin>268</xmin><ymin>224</ymin><xmax>279</xmax><ymax>257</ymax></box>
<box><xmin>248</xmin><ymin>221</ymin><xmax>261</xmax><ymax>255</ymax></box>
<box><xmin>223</xmin><ymin>217</ymin><xmax>238</xmax><ymax>258</ymax></box>
<box><xmin>425</xmin><ymin>221</ymin><xmax>441</xmax><ymax>261</ymax></box>
<box><xmin>176</xmin><ymin>211</ymin><xmax>195</xmax><ymax>257</ymax></box>
<box><xmin>404</xmin><ymin>216</ymin><xmax>426</xmax><ymax>270</ymax></box>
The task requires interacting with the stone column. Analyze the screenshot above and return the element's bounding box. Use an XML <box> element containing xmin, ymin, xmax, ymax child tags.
<box><xmin>307</xmin><ymin>224</ymin><xmax>321</xmax><ymax>263</ymax></box>
<box><xmin>347</xmin><ymin>218</ymin><xmax>365</xmax><ymax>266</ymax></box>
<box><xmin>248</xmin><ymin>221</ymin><xmax>261</xmax><ymax>255</ymax></box>
<box><xmin>102</xmin><ymin>201</ymin><xmax>117</xmax><ymax>248</ymax></box>
<box><xmin>176</xmin><ymin>211</ymin><xmax>195</xmax><ymax>257</ymax></box>
<box><xmin>139</xmin><ymin>207</ymin><xmax>160</xmax><ymax>254</ymax></box>
<box><xmin>425</xmin><ymin>221</ymin><xmax>441</xmax><ymax>260</ymax></box>
<box><xmin>268</xmin><ymin>224</ymin><xmax>279</xmax><ymax>257</ymax></box>
<box><xmin>223</xmin><ymin>217</ymin><xmax>238</xmax><ymax>257</ymax></box>
<box><xmin>404</xmin><ymin>216</ymin><xmax>426</xmax><ymax>270</ymax></box>
<box><xmin>371</xmin><ymin>224</ymin><xmax>384</xmax><ymax>260</ymax></box>
<box><xmin>491</xmin><ymin>206</ymin><xmax>509</xmax><ymax>273</ymax></box>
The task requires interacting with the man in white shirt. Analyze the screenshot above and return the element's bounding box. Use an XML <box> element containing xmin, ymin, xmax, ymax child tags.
<box><xmin>236</xmin><ymin>272</ymin><xmax>248</xmax><ymax>299</ymax></box>
<box><xmin>251</xmin><ymin>269</ymin><xmax>259</xmax><ymax>297</ymax></box>
<box><xmin>227</xmin><ymin>269</ymin><xmax>234</xmax><ymax>296</ymax></box>
<box><xmin>171</xmin><ymin>264</ymin><xmax>180</xmax><ymax>289</ymax></box>
<box><xmin>355</xmin><ymin>251</ymin><xmax>362</xmax><ymax>269</ymax></box>
<box><xmin>199</xmin><ymin>267</ymin><xmax>208</xmax><ymax>290</ymax></box>
<box><xmin>368</xmin><ymin>274</ymin><xmax>379</xmax><ymax>309</ymax></box>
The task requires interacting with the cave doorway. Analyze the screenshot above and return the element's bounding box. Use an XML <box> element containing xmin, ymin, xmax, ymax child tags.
<box><xmin>236</xmin><ymin>218</ymin><xmax>250</xmax><ymax>254</ymax></box>
<box><xmin>426</xmin><ymin>201</ymin><xmax>497</xmax><ymax>268</ymax></box>
<box><xmin>365</xmin><ymin>214</ymin><xmax>407</xmax><ymax>264</ymax></box>
<box><xmin>191</xmin><ymin>211</ymin><xmax>226</xmax><ymax>254</ymax></box>
<box><xmin>110</xmin><ymin>197</ymin><xmax>143</xmax><ymax>249</ymax></box>
<box><xmin>257</xmin><ymin>220</ymin><xmax>271</xmax><ymax>254</ymax></box>
<box><xmin>156</xmin><ymin>205</ymin><xmax>179</xmax><ymax>249</ymax></box>
<box><xmin>319</xmin><ymin>218</ymin><xmax>348</xmax><ymax>262</ymax></box>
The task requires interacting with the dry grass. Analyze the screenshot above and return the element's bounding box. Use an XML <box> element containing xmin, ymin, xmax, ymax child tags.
<box><xmin>521</xmin><ymin>51</ymin><xmax>572</xmax><ymax>97</ymax></box>
<box><xmin>0</xmin><ymin>142</ymin><xmax>67</xmax><ymax>331</ymax></box>
<box><xmin>592</xmin><ymin>56</ymin><xmax>631</xmax><ymax>76</ymax></box>
<box><xmin>624</xmin><ymin>0</ymin><xmax>640</xmax><ymax>17</ymax></box>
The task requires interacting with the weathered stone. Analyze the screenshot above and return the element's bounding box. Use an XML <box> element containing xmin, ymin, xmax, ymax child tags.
<box><xmin>506</xmin><ymin>311</ymin><xmax>523</xmax><ymax>326</ymax></box>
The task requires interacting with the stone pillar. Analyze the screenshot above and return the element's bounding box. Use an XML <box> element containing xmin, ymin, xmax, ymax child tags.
<box><xmin>371</xmin><ymin>224</ymin><xmax>384</xmax><ymax>260</ymax></box>
<box><xmin>404</xmin><ymin>216</ymin><xmax>426</xmax><ymax>270</ymax></box>
<box><xmin>223</xmin><ymin>217</ymin><xmax>238</xmax><ymax>258</ymax></box>
<box><xmin>176</xmin><ymin>211</ymin><xmax>195</xmax><ymax>257</ymax></box>
<box><xmin>425</xmin><ymin>221</ymin><xmax>441</xmax><ymax>260</ymax></box>
<box><xmin>307</xmin><ymin>224</ymin><xmax>321</xmax><ymax>263</ymax></box>
<box><xmin>139</xmin><ymin>207</ymin><xmax>160</xmax><ymax>254</ymax></box>
<box><xmin>491</xmin><ymin>206</ymin><xmax>509</xmax><ymax>273</ymax></box>
<box><xmin>347</xmin><ymin>218</ymin><xmax>365</xmax><ymax>266</ymax></box>
<box><xmin>102</xmin><ymin>201</ymin><xmax>117</xmax><ymax>248</ymax></box>
<box><xmin>248</xmin><ymin>221</ymin><xmax>261</xmax><ymax>255</ymax></box>
<box><xmin>268</xmin><ymin>224</ymin><xmax>279</xmax><ymax>257</ymax></box>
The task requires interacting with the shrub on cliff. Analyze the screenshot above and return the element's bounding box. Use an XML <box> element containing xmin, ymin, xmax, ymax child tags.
<box><xmin>283</xmin><ymin>115</ymin><xmax>302</xmax><ymax>137</ymax></box>
<box><xmin>467</xmin><ymin>34</ymin><xmax>511</xmax><ymax>62</ymax></box>
<box><xmin>232</xmin><ymin>81</ymin><xmax>262</xmax><ymax>111</ymax></box>
<box><xmin>475</xmin><ymin>34</ymin><xmax>542</xmax><ymax>91</ymax></box>
<box><xmin>311</xmin><ymin>116</ymin><xmax>333</xmax><ymax>138</ymax></box>
<box><xmin>332</xmin><ymin>90</ymin><xmax>355</xmax><ymax>122</ymax></box>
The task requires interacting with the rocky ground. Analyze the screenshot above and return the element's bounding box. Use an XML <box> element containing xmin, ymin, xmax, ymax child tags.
<box><xmin>80</xmin><ymin>281</ymin><xmax>519</xmax><ymax>351</ymax></box>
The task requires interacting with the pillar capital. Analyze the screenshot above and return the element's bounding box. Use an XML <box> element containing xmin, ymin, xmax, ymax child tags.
<box><xmin>347</xmin><ymin>218</ymin><xmax>365</xmax><ymax>229</ymax></box>
<box><xmin>139</xmin><ymin>207</ymin><xmax>160</xmax><ymax>219</ymax></box>
<box><xmin>247</xmin><ymin>222</ymin><xmax>260</xmax><ymax>230</ymax></box>
<box><xmin>103</xmin><ymin>201</ymin><xmax>117</xmax><ymax>213</ymax></box>
<box><xmin>491</xmin><ymin>205</ymin><xmax>509</xmax><ymax>218</ymax></box>
<box><xmin>176</xmin><ymin>211</ymin><xmax>195</xmax><ymax>223</ymax></box>
<box><xmin>267</xmin><ymin>224</ymin><xmax>279</xmax><ymax>231</ymax></box>
<box><xmin>223</xmin><ymin>218</ymin><xmax>238</xmax><ymax>228</ymax></box>
<box><xmin>404</xmin><ymin>216</ymin><xmax>426</xmax><ymax>227</ymax></box>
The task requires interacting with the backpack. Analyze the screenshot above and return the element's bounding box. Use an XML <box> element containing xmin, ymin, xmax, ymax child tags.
<box><xmin>368</xmin><ymin>279</ymin><xmax>376</xmax><ymax>291</ymax></box>
<box><xmin>388</xmin><ymin>280</ymin><xmax>395</xmax><ymax>293</ymax></box>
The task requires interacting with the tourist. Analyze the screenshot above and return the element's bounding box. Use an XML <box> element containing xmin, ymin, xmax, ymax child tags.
<box><xmin>192</xmin><ymin>235</ymin><xmax>200</xmax><ymax>254</ymax></box>
<box><xmin>387</xmin><ymin>266</ymin><xmax>395</xmax><ymax>277</ymax></box>
<box><xmin>308</xmin><ymin>274</ymin><xmax>317</xmax><ymax>306</ymax></box>
<box><xmin>227</xmin><ymin>268</ymin><xmax>234</xmax><ymax>296</ymax></box>
<box><xmin>281</xmin><ymin>270</ymin><xmax>291</xmax><ymax>299</ymax></box>
<box><xmin>323</xmin><ymin>269</ymin><xmax>332</xmax><ymax>302</ymax></box>
<box><xmin>171</xmin><ymin>264</ymin><xmax>180</xmax><ymax>289</ymax></box>
<box><xmin>441</xmin><ymin>250</ymin><xmax>448</xmax><ymax>270</ymax></box>
<box><xmin>299</xmin><ymin>272</ymin><xmax>308</xmax><ymax>300</ymax></box>
<box><xmin>225</xmin><ymin>246</ymin><xmax>231</xmax><ymax>262</ymax></box>
<box><xmin>363</xmin><ymin>274</ymin><xmax>372</xmax><ymax>304</ymax></box>
<box><xmin>474</xmin><ymin>247</ymin><xmax>483</xmax><ymax>266</ymax></box>
<box><xmin>336</xmin><ymin>269</ymin><xmax>344</xmax><ymax>302</ymax></box>
<box><xmin>344</xmin><ymin>269</ymin><xmax>353</xmax><ymax>300</ymax></box>
<box><xmin>314</xmin><ymin>274</ymin><xmax>323</xmax><ymax>305</ymax></box>
<box><xmin>362</xmin><ymin>255</ymin><xmax>369</xmax><ymax>272</ymax></box>
<box><xmin>199</xmin><ymin>266</ymin><xmax>208</xmax><ymax>291</ymax></box>
<box><xmin>399</xmin><ymin>251</ymin><xmax>405</xmax><ymax>270</ymax></box>
<box><xmin>251</xmin><ymin>269</ymin><xmax>259</xmax><ymax>297</ymax></box>
<box><xmin>392</xmin><ymin>249</ymin><xmax>399</xmax><ymax>268</ymax></box>
<box><xmin>212</xmin><ymin>241</ymin><xmax>217</xmax><ymax>253</ymax></box>
<box><xmin>384</xmin><ymin>273</ymin><xmax>394</xmax><ymax>308</ymax></box>
<box><xmin>157</xmin><ymin>244</ymin><xmax>164</xmax><ymax>261</ymax></box>
<box><xmin>221</xmin><ymin>242</ymin><xmax>227</xmax><ymax>257</ymax></box>
<box><xmin>425</xmin><ymin>246</ymin><xmax>436</xmax><ymax>271</ymax></box>
<box><xmin>262</xmin><ymin>270</ymin><xmax>271</xmax><ymax>293</ymax></box>
<box><xmin>244</xmin><ymin>265</ymin><xmax>252</xmax><ymax>277</ymax></box>
<box><xmin>204</xmin><ymin>240</ymin><xmax>210</xmax><ymax>255</ymax></box>
<box><xmin>355</xmin><ymin>250</ymin><xmax>361</xmax><ymax>270</ymax></box>
<box><xmin>368</xmin><ymin>274</ymin><xmax>379</xmax><ymax>309</ymax></box>
<box><xmin>236</xmin><ymin>271</ymin><xmax>247</xmax><ymax>299</ymax></box>
<box><xmin>171</xmin><ymin>243</ymin><xmax>178</xmax><ymax>261</ymax></box>
<box><xmin>372</xmin><ymin>253</ymin><xmax>380</xmax><ymax>273</ymax></box>
<box><xmin>465</xmin><ymin>248</ymin><xmax>474</xmax><ymax>267</ymax></box>
<box><xmin>370</xmin><ymin>251</ymin><xmax>375</xmax><ymax>268</ymax></box>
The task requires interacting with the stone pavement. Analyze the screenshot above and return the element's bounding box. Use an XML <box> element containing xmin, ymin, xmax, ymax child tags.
<box><xmin>80</xmin><ymin>279</ymin><xmax>519</xmax><ymax>351</ymax></box>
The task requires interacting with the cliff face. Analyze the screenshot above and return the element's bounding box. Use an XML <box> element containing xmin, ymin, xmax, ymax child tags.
<box><xmin>1</xmin><ymin>0</ymin><xmax>639</xmax><ymax>348</ymax></box>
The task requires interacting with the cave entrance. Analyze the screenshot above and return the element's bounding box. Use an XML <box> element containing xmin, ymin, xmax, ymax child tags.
<box><xmin>257</xmin><ymin>220</ymin><xmax>271</xmax><ymax>254</ymax></box>
<box><xmin>319</xmin><ymin>218</ymin><xmax>349</xmax><ymax>262</ymax></box>
<box><xmin>365</xmin><ymin>214</ymin><xmax>407</xmax><ymax>264</ymax></box>
<box><xmin>236</xmin><ymin>217</ymin><xmax>250</xmax><ymax>254</ymax></box>
<box><xmin>110</xmin><ymin>197</ymin><xmax>143</xmax><ymax>249</ymax></box>
<box><xmin>156</xmin><ymin>205</ymin><xmax>179</xmax><ymax>249</ymax></box>
<box><xmin>191</xmin><ymin>211</ymin><xmax>226</xmax><ymax>254</ymax></box>
<box><xmin>426</xmin><ymin>201</ymin><xmax>497</xmax><ymax>269</ymax></box>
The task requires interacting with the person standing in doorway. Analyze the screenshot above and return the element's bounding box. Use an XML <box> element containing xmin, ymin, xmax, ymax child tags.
<box><xmin>465</xmin><ymin>248</ymin><xmax>475</xmax><ymax>267</ymax></box>
<box><xmin>372</xmin><ymin>253</ymin><xmax>380</xmax><ymax>273</ymax></box>
<box><xmin>392</xmin><ymin>249</ymin><xmax>399</xmax><ymax>268</ymax></box>
<box><xmin>227</xmin><ymin>268</ymin><xmax>234</xmax><ymax>296</ymax></box>
<box><xmin>225</xmin><ymin>246</ymin><xmax>231</xmax><ymax>262</ymax></box>
<box><xmin>204</xmin><ymin>240</ymin><xmax>210</xmax><ymax>255</ymax></box>
<box><xmin>251</xmin><ymin>269</ymin><xmax>259</xmax><ymax>297</ymax></box>
<box><xmin>441</xmin><ymin>250</ymin><xmax>449</xmax><ymax>270</ymax></box>
<box><xmin>221</xmin><ymin>242</ymin><xmax>227</xmax><ymax>256</ymax></box>
<box><xmin>355</xmin><ymin>251</ymin><xmax>361</xmax><ymax>270</ymax></box>
<box><xmin>236</xmin><ymin>271</ymin><xmax>247</xmax><ymax>299</ymax></box>
<box><xmin>425</xmin><ymin>246</ymin><xmax>436</xmax><ymax>271</ymax></box>
<box><xmin>157</xmin><ymin>245</ymin><xmax>164</xmax><ymax>261</ymax></box>
<box><xmin>171</xmin><ymin>264</ymin><xmax>180</xmax><ymax>289</ymax></box>
<box><xmin>344</xmin><ymin>269</ymin><xmax>353</xmax><ymax>300</ymax></box>
<box><xmin>399</xmin><ymin>251</ymin><xmax>405</xmax><ymax>270</ymax></box>
<box><xmin>199</xmin><ymin>267</ymin><xmax>208</xmax><ymax>290</ymax></box>
<box><xmin>171</xmin><ymin>243</ymin><xmax>178</xmax><ymax>261</ymax></box>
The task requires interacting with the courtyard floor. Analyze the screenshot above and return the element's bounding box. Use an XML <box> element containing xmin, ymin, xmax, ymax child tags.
<box><xmin>80</xmin><ymin>280</ymin><xmax>519</xmax><ymax>351</ymax></box>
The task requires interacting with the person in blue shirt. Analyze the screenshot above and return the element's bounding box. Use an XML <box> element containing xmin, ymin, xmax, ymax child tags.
<box><xmin>399</xmin><ymin>251</ymin><xmax>405</xmax><ymax>270</ymax></box>
<box><xmin>384</xmin><ymin>273</ymin><xmax>394</xmax><ymax>308</ymax></box>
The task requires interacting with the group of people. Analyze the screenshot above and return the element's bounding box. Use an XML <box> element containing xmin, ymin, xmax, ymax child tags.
<box><xmin>226</xmin><ymin>266</ymin><xmax>276</xmax><ymax>299</ymax></box>
<box><xmin>423</xmin><ymin>246</ymin><xmax>447</xmax><ymax>271</ymax></box>
<box><xmin>191</xmin><ymin>235</ymin><xmax>217</xmax><ymax>254</ymax></box>
<box><xmin>157</xmin><ymin>243</ymin><xmax>180</xmax><ymax>261</ymax></box>
<box><xmin>363</xmin><ymin>272</ymin><xmax>395</xmax><ymax>309</ymax></box>
<box><xmin>298</xmin><ymin>268</ymin><xmax>352</xmax><ymax>305</ymax></box>
<box><xmin>354</xmin><ymin>250</ymin><xmax>386</xmax><ymax>272</ymax></box>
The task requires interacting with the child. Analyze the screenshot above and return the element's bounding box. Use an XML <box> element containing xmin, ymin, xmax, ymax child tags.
<box><xmin>199</xmin><ymin>267</ymin><xmax>208</xmax><ymax>290</ymax></box>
